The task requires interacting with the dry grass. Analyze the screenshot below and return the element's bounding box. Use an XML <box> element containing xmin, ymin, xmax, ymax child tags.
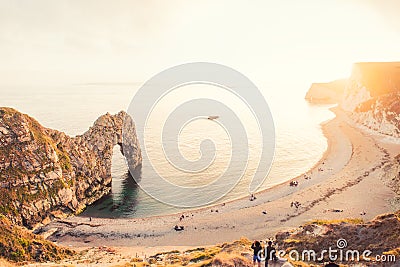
<box><xmin>0</xmin><ymin>215</ymin><xmax>74</xmax><ymax>263</ymax></box>
<box><xmin>212</xmin><ymin>252</ymin><xmax>252</xmax><ymax>267</ymax></box>
<box><xmin>307</xmin><ymin>218</ymin><xmax>364</xmax><ymax>225</ymax></box>
<box><xmin>137</xmin><ymin>237</ymin><xmax>252</xmax><ymax>267</ymax></box>
<box><xmin>276</xmin><ymin>212</ymin><xmax>400</xmax><ymax>266</ymax></box>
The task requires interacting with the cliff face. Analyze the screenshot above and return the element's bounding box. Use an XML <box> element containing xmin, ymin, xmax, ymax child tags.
<box><xmin>305</xmin><ymin>79</ymin><xmax>347</xmax><ymax>104</ymax></box>
<box><xmin>341</xmin><ymin>62</ymin><xmax>400</xmax><ymax>137</ymax></box>
<box><xmin>0</xmin><ymin>107</ymin><xmax>141</xmax><ymax>228</ymax></box>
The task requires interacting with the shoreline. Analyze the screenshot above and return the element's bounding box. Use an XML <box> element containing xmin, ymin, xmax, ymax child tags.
<box><xmin>38</xmin><ymin>106</ymin><xmax>399</xmax><ymax>258</ymax></box>
<box><xmin>79</xmin><ymin>105</ymin><xmax>339</xmax><ymax>221</ymax></box>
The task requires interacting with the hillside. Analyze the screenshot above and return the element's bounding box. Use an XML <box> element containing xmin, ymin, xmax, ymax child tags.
<box><xmin>275</xmin><ymin>211</ymin><xmax>400</xmax><ymax>266</ymax></box>
<box><xmin>28</xmin><ymin>212</ymin><xmax>400</xmax><ymax>267</ymax></box>
<box><xmin>0</xmin><ymin>214</ymin><xmax>74</xmax><ymax>263</ymax></box>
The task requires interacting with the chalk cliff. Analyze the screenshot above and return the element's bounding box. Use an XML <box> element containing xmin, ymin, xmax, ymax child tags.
<box><xmin>0</xmin><ymin>107</ymin><xmax>141</xmax><ymax>228</ymax></box>
<box><xmin>342</xmin><ymin>62</ymin><xmax>400</xmax><ymax>137</ymax></box>
<box><xmin>305</xmin><ymin>79</ymin><xmax>347</xmax><ymax>104</ymax></box>
<box><xmin>306</xmin><ymin>62</ymin><xmax>400</xmax><ymax>138</ymax></box>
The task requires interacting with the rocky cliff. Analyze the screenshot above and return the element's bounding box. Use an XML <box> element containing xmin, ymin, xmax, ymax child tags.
<box><xmin>342</xmin><ymin>62</ymin><xmax>400</xmax><ymax>137</ymax></box>
<box><xmin>0</xmin><ymin>107</ymin><xmax>141</xmax><ymax>228</ymax></box>
<box><xmin>305</xmin><ymin>79</ymin><xmax>347</xmax><ymax>104</ymax></box>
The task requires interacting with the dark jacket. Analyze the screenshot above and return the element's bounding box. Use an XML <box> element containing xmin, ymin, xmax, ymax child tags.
<box><xmin>265</xmin><ymin>245</ymin><xmax>276</xmax><ymax>260</ymax></box>
<box><xmin>251</xmin><ymin>242</ymin><xmax>262</xmax><ymax>256</ymax></box>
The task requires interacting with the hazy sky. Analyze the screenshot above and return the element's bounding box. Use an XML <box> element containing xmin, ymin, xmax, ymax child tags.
<box><xmin>0</xmin><ymin>0</ymin><xmax>399</xmax><ymax>88</ymax></box>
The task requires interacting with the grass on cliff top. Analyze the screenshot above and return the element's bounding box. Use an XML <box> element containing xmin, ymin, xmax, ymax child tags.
<box><xmin>0</xmin><ymin>214</ymin><xmax>74</xmax><ymax>263</ymax></box>
<box><xmin>136</xmin><ymin>237</ymin><xmax>252</xmax><ymax>267</ymax></box>
<box><xmin>306</xmin><ymin>218</ymin><xmax>364</xmax><ymax>225</ymax></box>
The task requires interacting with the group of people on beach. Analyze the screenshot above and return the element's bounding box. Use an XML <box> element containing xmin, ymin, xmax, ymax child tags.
<box><xmin>290</xmin><ymin>201</ymin><xmax>301</xmax><ymax>209</ymax></box>
<box><xmin>251</xmin><ymin>240</ymin><xmax>340</xmax><ymax>267</ymax></box>
<box><xmin>251</xmin><ymin>240</ymin><xmax>277</xmax><ymax>267</ymax></box>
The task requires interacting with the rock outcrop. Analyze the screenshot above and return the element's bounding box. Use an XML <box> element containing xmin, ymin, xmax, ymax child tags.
<box><xmin>305</xmin><ymin>79</ymin><xmax>347</xmax><ymax>104</ymax></box>
<box><xmin>0</xmin><ymin>107</ymin><xmax>141</xmax><ymax>228</ymax></box>
<box><xmin>341</xmin><ymin>62</ymin><xmax>400</xmax><ymax>137</ymax></box>
<box><xmin>275</xmin><ymin>212</ymin><xmax>400</xmax><ymax>265</ymax></box>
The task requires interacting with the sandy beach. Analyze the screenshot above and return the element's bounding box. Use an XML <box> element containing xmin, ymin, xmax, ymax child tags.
<box><xmin>39</xmin><ymin>106</ymin><xmax>400</xmax><ymax>260</ymax></box>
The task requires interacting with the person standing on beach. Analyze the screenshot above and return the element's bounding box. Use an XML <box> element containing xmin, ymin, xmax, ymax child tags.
<box><xmin>251</xmin><ymin>240</ymin><xmax>262</xmax><ymax>267</ymax></box>
<box><xmin>264</xmin><ymin>240</ymin><xmax>276</xmax><ymax>267</ymax></box>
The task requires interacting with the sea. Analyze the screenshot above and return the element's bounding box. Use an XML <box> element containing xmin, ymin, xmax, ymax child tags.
<box><xmin>0</xmin><ymin>82</ymin><xmax>335</xmax><ymax>218</ymax></box>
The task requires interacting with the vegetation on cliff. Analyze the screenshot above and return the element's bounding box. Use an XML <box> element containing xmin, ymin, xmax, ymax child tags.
<box><xmin>0</xmin><ymin>214</ymin><xmax>74</xmax><ymax>263</ymax></box>
<box><xmin>111</xmin><ymin>238</ymin><xmax>253</xmax><ymax>267</ymax></box>
<box><xmin>275</xmin><ymin>211</ymin><xmax>400</xmax><ymax>265</ymax></box>
<box><xmin>54</xmin><ymin>212</ymin><xmax>398</xmax><ymax>267</ymax></box>
<box><xmin>146</xmin><ymin>238</ymin><xmax>253</xmax><ymax>267</ymax></box>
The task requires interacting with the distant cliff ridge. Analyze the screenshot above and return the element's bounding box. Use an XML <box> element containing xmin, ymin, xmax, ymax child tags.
<box><xmin>342</xmin><ymin>62</ymin><xmax>400</xmax><ymax>137</ymax></box>
<box><xmin>0</xmin><ymin>107</ymin><xmax>142</xmax><ymax>228</ymax></box>
<box><xmin>305</xmin><ymin>79</ymin><xmax>347</xmax><ymax>104</ymax></box>
<box><xmin>306</xmin><ymin>62</ymin><xmax>400</xmax><ymax>138</ymax></box>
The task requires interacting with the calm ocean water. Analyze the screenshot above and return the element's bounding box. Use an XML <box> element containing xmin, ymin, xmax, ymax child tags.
<box><xmin>0</xmin><ymin>83</ymin><xmax>334</xmax><ymax>218</ymax></box>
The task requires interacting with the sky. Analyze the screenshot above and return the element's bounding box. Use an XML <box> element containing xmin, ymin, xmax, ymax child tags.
<box><xmin>0</xmin><ymin>0</ymin><xmax>399</xmax><ymax>92</ymax></box>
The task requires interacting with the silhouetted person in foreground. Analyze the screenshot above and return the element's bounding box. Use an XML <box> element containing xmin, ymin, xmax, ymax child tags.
<box><xmin>251</xmin><ymin>240</ymin><xmax>262</xmax><ymax>267</ymax></box>
<box><xmin>265</xmin><ymin>240</ymin><xmax>277</xmax><ymax>267</ymax></box>
<box><xmin>325</xmin><ymin>259</ymin><xmax>339</xmax><ymax>267</ymax></box>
